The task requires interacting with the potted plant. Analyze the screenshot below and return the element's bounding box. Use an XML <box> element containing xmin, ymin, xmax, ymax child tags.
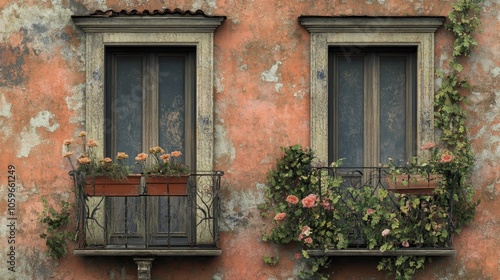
<box><xmin>64</xmin><ymin>132</ymin><xmax>190</xmax><ymax>196</ymax></box>
<box><xmin>64</xmin><ymin>132</ymin><xmax>138</xmax><ymax>196</ymax></box>
<box><xmin>385</xmin><ymin>142</ymin><xmax>454</xmax><ymax>195</ymax></box>
<box><xmin>135</xmin><ymin>146</ymin><xmax>190</xmax><ymax>196</ymax></box>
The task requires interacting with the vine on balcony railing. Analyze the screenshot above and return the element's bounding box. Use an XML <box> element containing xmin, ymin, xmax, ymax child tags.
<box><xmin>261</xmin><ymin>145</ymin><xmax>474</xmax><ymax>279</ymax></box>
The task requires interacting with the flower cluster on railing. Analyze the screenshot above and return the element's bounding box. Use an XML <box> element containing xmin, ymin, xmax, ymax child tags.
<box><xmin>262</xmin><ymin>145</ymin><xmax>462</xmax><ymax>280</ymax></box>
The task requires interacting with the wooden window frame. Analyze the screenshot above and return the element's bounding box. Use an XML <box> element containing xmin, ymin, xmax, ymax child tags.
<box><xmin>299</xmin><ymin>16</ymin><xmax>445</xmax><ymax>165</ymax></box>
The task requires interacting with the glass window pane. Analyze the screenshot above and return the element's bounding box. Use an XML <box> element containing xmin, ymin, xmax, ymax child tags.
<box><xmin>113</xmin><ymin>56</ymin><xmax>143</xmax><ymax>166</ymax></box>
<box><xmin>336</xmin><ymin>55</ymin><xmax>364</xmax><ymax>167</ymax></box>
<box><xmin>158</xmin><ymin>56</ymin><xmax>186</xmax><ymax>159</ymax></box>
<box><xmin>379</xmin><ymin>55</ymin><xmax>407</xmax><ymax>165</ymax></box>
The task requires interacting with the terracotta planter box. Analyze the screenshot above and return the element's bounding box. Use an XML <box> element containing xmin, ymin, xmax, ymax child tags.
<box><xmin>145</xmin><ymin>175</ymin><xmax>189</xmax><ymax>196</ymax></box>
<box><xmin>84</xmin><ymin>175</ymin><xmax>141</xmax><ymax>196</ymax></box>
<box><xmin>386</xmin><ymin>174</ymin><xmax>443</xmax><ymax>195</ymax></box>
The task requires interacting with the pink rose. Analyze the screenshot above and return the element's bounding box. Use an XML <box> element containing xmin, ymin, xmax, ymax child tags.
<box><xmin>420</xmin><ymin>142</ymin><xmax>436</xmax><ymax>150</ymax></box>
<box><xmin>382</xmin><ymin>229</ymin><xmax>391</xmax><ymax>237</ymax></box>
<box><xmin>286</xmin><ymin>195</ymin><xmax>299</xmax><ymax>204</ymax></box>
<box><xmin>321</xmin><ymin>199</ymin><xmax>333</xmax><ymax>210</ymax></box>
<box><xmin>402</xmin><ymin>241</ymin><xmax>410</xmax><ymax>248</ymax></box>
<box><xmin>298</xmin><ymin>233</ymin><xmax>304</xmax><ymax>241</ymax></box>
<box><xmin>301</xmin><ymin>226</ymin><xmax>311</xmax><ymax>236</ymax></box>
<box><xmin>294</xmin><ymin>253</ymin><xmax>301</xmax><ymax>260</ymax></box>
<box><xmin>366</xmin><ymin>208</ymin><xmax>375</xmax><ymax>215</ymax></box>
<box><xmin>441</xmin><ymin>153</ymin><xmax>454</xmax><ymax>163</ymax></box>
<box><xmin>301</xmin><ymin>194</ymin><xmax>317</xmax><ymax>208</ymax></box>
<box><xmin>273</xmin><ymin>212</ymin><xmax>286</xmax><ymax>222</ymax></box>
<box><xmin>304</xmin><ymin>237</ymin><xmax>313</xmax><ymax>244</ymax></box>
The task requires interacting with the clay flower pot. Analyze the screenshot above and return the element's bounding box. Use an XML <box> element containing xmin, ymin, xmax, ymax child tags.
<box><xmin>386</xmin><ymin>173</ymin><xmax>443</xmax><ymax>195</ymax></box>
<box><xmin>84</xmin><ymin>175</ymin><xmax>141</xmax><ymax>196</ymax></box>
<box><xmin>145</xmin><ymin>175</ymin><xmax>189</xmax><ymax>196</ymax></box>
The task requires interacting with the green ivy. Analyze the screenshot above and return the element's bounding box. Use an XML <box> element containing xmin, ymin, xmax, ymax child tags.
<box><xmin>39</xmin><ymin>198</ymin><xmax>73</xmax><ymax>259</ymax></box>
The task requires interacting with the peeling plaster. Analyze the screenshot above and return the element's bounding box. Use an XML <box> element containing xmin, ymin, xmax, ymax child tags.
<box><xmin>220</xmin><ymin>183</ymin><xmax>266</xmax><ymax>231</ymax></box>
<box><xmin>215</xmin><ymin>76</ymin><xmax>225</xmax><ymax>93</ymax></box>
<box><xmin>0</xmin><ymin>94</ymin><xmax>12</xmax><ymax>118</ymax></box>
<box><xmin>17</xmin><ymin>111</ymin><xmax>59</xmax><ymax>158</ymax></box>
<box><xmin>492</xmin><ymin>67</ymin><xmax>500</xmax><ymax>78</ymax></box>
<box><xmin>215</xmin><ymin>124</ymin><xmax>236</xmax><ymax>162</ymax></box>
<box><xmin>261</xmin><ymin>61</ymin><xmax>282</xmax><ymax>82</ymax></box>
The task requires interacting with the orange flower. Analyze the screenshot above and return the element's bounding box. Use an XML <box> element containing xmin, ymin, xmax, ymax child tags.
<box><xmin>135</xmin><ymin>153</ymin><xmax>148</xmax><ymax>161</ymax></box>
<box><xmin>78</xmin><ymin>131</ymin><xmax>86</xmax><ymax>138</ymax></box>
<box><xmin>63</xmin><ymin>152</ymin><xmax>73</xmax><ymax>158</ymax></box>
<box><xmin>63</xmin><ymin>138</ymin><xmax>75</xmax><ymax>146</ymax></box>
<box><xmin>286</xmin><ymin>195</ymin><xmax>299</xmax><ymax>204</ymax></box>
<box><xmin>87</xmin><ymin>139</ymin><xmax>98</xmax><ymax>147</ymax></box>
<box><xmin>103</xmin><ymin>157</ymin><xmax>112</xmax><ymax>163</ymax></box>
<box><xmin>149</xmin><ymin>146</ymin><xmax>165</xmax><ymax>154</ymax></box>
<box><xmin>77</xmin><ymin>156</ymin><xmax>91</xmax><ymax>164</ymax></box>
<box><xmin>160</xmin><ymin>153</ymin><xmax>171</xmax><ymax>163</ymax></box>
<box><xmin>441</xmin><ymin>153</ymin><xmax>454</xmax><ymax>163</ymax></box>
<box><xmin>117</xmin><ymin>152</ymin><xmax>129</xmax><ymax>160</ymax></box>
<box><xmin>171</xmin><ymin>151</ymin><xmax>182</xmax><ymax>157</ymax></box>
<box><xmin>273</xmin><ymin>212</ymin><xmax>286</xmax><ymax>222</ymax></box>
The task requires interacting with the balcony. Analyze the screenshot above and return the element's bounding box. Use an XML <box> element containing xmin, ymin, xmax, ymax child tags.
<box><xmin>71</xmin><ymin>171</ymin><xmax>223</xmax><ymax>257</ymax></box>
<box><xmin>285</xmin><ymin>167</ymin><xmax>458</xmax><ymax>257</ymax></box>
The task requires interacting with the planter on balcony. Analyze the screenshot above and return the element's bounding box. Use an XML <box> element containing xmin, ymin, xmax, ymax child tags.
<box><xmin>145</xmin><ymin>175</ymin><xmax>189</xmax><ymax>196</ymax></box>
<box><xmin>386</xmin><ymin>173</ymin><xmax>443</xmax><ymax>195</ymax></box>
<box><xmin>84</xmin><ymin>175</ymin><xmax>142</xmax><ymax>196</ymax></box>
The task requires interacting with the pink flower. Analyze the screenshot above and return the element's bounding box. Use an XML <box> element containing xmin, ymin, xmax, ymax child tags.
<box><xmin>135</xmin><ymin>153</ymin><xmax>148</xmax><ymax>161</ymax></box>
<box><xmin>298</xmin><ymin>233</ymin><xmax>304</xmax><ymax>241</ymax></box>
<box><xmin>160</xmin><ymin>153</ymin><xmax>171</xmax><ymax>163</ymax></box>
<box><xmin>301</xmin><ymin>226</ymin><xmax>311</xmax><ymax>236</ymax></box>
<box><xmin>103</xmin><ymin>157</ymin><xmax>112</xmax><ymax>163</ymax></box>
<box><xmin>366</xmin><ymin>208</ymin><xmax>375</xmax><ymax>215</ymax></box>
<box><xmin>420</xmin><ymin>142</ymin><xmax>436</xmax><ymax>150</ymax></box>
<box><xmin>273</xmin><ymin>212</ymin><xmax>287</xmax><ymax>222</ymax></box>
<box><xmin>294</xmin><ymin>253</ymin><xmax>301</xmax><ymax>260</ymax></box>
<box><xmin>321</xmin><ymin>199</ymin><xmax>333</xmax><ymax>210</ymax></box>
<box><xmin>441</xmin><ymin>153</ymin><xmax>454</xmax><ymax>163</ymax></box>
<box><xmin>286</xmin><ymin>195</ymin><xmax>299</xmax><ymax>204</ymax></box>
<box><xmin>402</xmin><ymin>241</ymin><xmax>410</xmax><ymax>248</ymax></box>
<box><xmin>304</xmin><ymin>237</ymin><xmax>313</xmax><ymax>244</ymax></box>
<box><xmin>382</xmin><ymin>229</ymin><xmax>391</xmax><ymax>237</ymax></box>
<box><xmin>301</xmin><ymin>194</ymin><xmax>317</xmax><ymax>208</ymax></box>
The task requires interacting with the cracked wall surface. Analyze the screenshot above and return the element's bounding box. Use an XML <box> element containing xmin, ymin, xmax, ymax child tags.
<box><xmin>1</xmin><ymin>0</ymin><xmax>499</xmax><ymax>279</ymax></box>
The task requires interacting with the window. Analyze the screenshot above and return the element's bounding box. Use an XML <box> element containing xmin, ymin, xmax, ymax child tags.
<box><xmin>329</xmin><ymin>47</ymin><xmax>417</xmax><ymax>167</ymax></box>
<box><xmin>105</xmin><ymin>47</ymin><xmax>196</xmax><ymax>247</ymax></box>
<box><xmin>72</xmin><ymin>10</ymin><xmax>225</xmax><ymax>255</ymax></box>
<box><xmin>299</xmin><ymin>16</ymin><xmax>445</xmax><ymax>165</ymax></box>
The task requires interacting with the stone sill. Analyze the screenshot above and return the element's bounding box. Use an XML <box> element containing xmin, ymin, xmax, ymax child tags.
<box><xmin>307</xmin><ymin>248</ymin><xmax>456</xmax><ymax>257</ymax></box>
<box><xmin>74</xmin><ymin>248</ymin><xmax>221</xmax><ymax>257</ymax></box>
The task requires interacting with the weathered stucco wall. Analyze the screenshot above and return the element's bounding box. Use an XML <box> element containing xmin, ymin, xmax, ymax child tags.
<box><xmin>0</xmin><ymin>0</ymin><xmax>499</xmax><ymax>279</ymax></box>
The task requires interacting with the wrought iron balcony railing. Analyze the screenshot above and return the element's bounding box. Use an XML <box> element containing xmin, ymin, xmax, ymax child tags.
<box><xmin>306</xmin><ymin>167</ymin><xmax>458</xmax><ymax>256</ymax></box>
<box><xmin>71</xmin><ymin>171</ymin><xmax>223</xmax><ymax>256</ymax></box>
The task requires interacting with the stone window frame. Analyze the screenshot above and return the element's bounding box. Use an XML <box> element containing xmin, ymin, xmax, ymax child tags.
<box><xmin>71</xmin><ymin>13</ymin><xmax>225</xmax><ymax>254</ymax></box>
<box><xmin>299</xmin><ymin>16</ymin><xmax>445</xmax><ymax>164</ymax></box>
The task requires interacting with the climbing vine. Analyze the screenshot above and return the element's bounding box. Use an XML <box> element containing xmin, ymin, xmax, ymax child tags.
<box><xmin>262</xmin><ymin>1</ymin><xmax>483</xmax><ymax>279</ymax></box>
<box><xmin>434</xmin><ymin>0</ymin><xmax>482</xmax><ymax>232</ymax></box>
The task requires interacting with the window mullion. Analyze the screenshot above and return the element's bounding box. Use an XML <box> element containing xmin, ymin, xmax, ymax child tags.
<box><xmin>144</xmin><ymin>53</ymin><xmax>159</xmax><ymax>149</ymax></box>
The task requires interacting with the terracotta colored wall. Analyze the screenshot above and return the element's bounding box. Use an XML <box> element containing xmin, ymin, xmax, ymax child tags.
<box><xmin>1</xmin><ymin>0</ymin><xmax>499</xmax><ymax>279</ymax></box>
